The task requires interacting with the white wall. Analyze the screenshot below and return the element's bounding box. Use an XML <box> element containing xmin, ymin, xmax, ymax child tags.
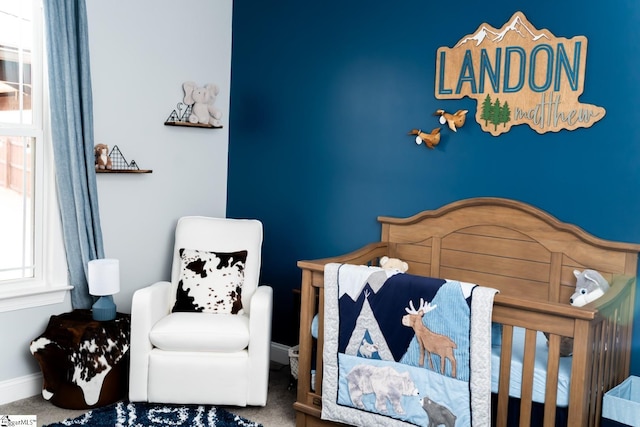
<box><xmin>0</xmin><ymin>0</ymin><xmax>232</xmax><ymax>401</ymax></box>
<box><xmin>0</xmin><ymin>298</ymin><xmax>74</xmax><ymax>403</ymax></box>
<box><xmin>88</xmin><ymin>0</ymin><xmax>233</xmax><ymax>313</ymax></box>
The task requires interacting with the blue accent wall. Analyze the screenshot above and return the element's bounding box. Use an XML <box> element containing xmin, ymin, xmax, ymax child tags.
<box><xmin>229</xmin><ymin>0</ymin><xmax>640</xmax><ymax>373</ymax></box>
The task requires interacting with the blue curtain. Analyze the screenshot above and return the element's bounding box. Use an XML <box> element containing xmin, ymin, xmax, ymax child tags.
<box><xmin>43</xmin><ymin>0</ymin><xmax>104</xmax><ymax>309</ymax></box>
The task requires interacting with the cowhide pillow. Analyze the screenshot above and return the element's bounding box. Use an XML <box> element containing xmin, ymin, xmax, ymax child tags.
<box><xmin>172</xmin><ymin>248</ymin><xmax>247</xmax><ymax>314</ymax></box>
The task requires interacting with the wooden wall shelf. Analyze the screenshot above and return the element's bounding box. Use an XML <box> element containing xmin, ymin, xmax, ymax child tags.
<box><xmin>164</xmin><ymin>121</ymin><xmax>222</xmax><ymax>129</ymax></box>
<box><xmin>96</xmin><ymin>169</ymin><xmax>152</xmax><ymax>174</ymax></box>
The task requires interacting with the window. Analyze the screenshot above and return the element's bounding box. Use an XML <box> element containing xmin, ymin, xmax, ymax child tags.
<box><xmin>0</xmin><ymin>0</ymin><xmax>69</xmax><ymax>311</ymax></box>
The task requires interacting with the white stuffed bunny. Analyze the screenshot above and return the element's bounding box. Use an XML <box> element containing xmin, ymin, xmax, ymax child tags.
<box><xmin>182</xmin><ymin>81</ymin><xmax>222</xmax><ymax>127</ymax></box>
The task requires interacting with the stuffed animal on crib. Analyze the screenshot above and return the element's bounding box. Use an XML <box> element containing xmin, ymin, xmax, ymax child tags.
<box><xmin>94</xmin><ymin>144</ymin><xmax>112</xmax><ymax>170</ymax></box>
<box><xmin>569</xmin><ymin>269</ymin><xmax>610</xmax><ymax>307</ymax></box>
<box><xmin>545</xmin><ymin>269</ymin><xmax>609</xmax><ymax>356</ymax></box>
<box><xmin>379</xmin><ymin>256</ymin><xmax>409</xmax><ymax>273</ymax></box>
<box><xmin>182</xmin><ymin>81</ymin><xmax>222</xmax><ymax>127</ymax></box>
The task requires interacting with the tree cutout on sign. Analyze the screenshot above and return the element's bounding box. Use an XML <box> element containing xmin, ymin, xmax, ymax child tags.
<box><xmin>479</xmin><ymin>94</ymin><xmax>512</xmax><ymax>131</ymax></box>
<box><xmin>480</xmin><ymin>94</ymin><xmax>493</xmax><ymax>126</ymax></box>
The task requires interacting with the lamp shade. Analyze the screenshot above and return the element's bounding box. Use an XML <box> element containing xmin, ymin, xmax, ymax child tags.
<box><xmin>88</xmin><ymin>258</ymin><xmax>120</xmax><ymax>296</ymax></box>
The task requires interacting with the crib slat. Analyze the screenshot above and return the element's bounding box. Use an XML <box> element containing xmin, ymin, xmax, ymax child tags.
<box><xmin>496</xmin><ymin>325</ymin><xmax>514</xmax><ymax>427</ymax></box>
<box><xmin>567</xmin><ymin>319</ymin><xmax>592</xmax><ymax>427</ymax></box>
<box><xmin>543</xmin><ymin>333</ymin><xmax>560</xmax><ymax>425</ymax></box>
<box><xmin>298</xmin><ymin>270</ymin><xmax>315</xmax><ymax>396</ymax></box>
<box><xmin>315</xmin><ymin>290</ymin><xmax>325</xmax><ymax>395</ymax></box>
<box><xmin>592</xmin><ymin>319</ymin><xmax>607</xmax><ymax>427</ymax></box>
<box><xmin>619</xmin><ymin>279</ymin><xmax>635</xmax><ymax>378</ymax></box>
<box><xmin>609</xmin><ymin>307</ymin><xmax>621</xmax><ymax>385</ymax></box>
<box><xmin>518</xmin><ymin>329</ymin><xmax>537</xmax><ymax>426</ymax></box>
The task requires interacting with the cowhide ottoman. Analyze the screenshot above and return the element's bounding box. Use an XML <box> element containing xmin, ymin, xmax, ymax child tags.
<box><xmin>30</xmin><ymin>309</ymin><xmax>130</xmax><ymax>409</ymax></box>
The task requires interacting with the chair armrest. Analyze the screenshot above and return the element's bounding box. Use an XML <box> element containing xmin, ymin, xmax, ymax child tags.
<box><xmin>249</xmin><ymin>285</ymin><xmax>273</xmax><ymax>353</ymax></box>
<box><xmin>128</xmin><ymin>281</ymin><xmax>172</xmax><ymax>401</ymax></box>
<box><xmin>247</xmin><ymin>285</ymin><xmax>273</xmax><ymax>405</ymax></box>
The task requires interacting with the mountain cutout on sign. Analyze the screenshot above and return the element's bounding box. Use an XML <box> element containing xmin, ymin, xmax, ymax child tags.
<box><xmin>456</xmin><ymin>15</ymin><xmax>549</xmax><ymax>47</ymax></box>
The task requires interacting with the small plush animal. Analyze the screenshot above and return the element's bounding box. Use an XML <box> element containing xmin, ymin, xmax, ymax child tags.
<box><xmin>346</xmin><ymin>364</ymin><xmax>419</xmax><ymax>415</ymax></box>
<box><xmin>182</xmin><ymin>81</ymin><xmax>222</xmax><ymax>127</ymax></box>
<box><xmin>94</xmin><ymin>144</ymin><xmax>112</xmax><ymax>170</ymax></box>
<box><xmin>379</xmin><ymin>256</ymin><xmax>409</xmax><ymax>273</ymax></box>
<box><xmin>358</xmin><ymin>338</ymin><xmax>379</xmax><ymax>358</ymax></box>
<box><xmin>544</xmin><ymin>269</ymin><xmax>609</xmax><ymax>356</ymax></box>
<box><xmin>569</xmin><ymin>269</ymin><xmax>609</xmax><ymax>307</ymax></box>
<box><xmin>409</xmin><ymin>128</ymin><xmax>441</xmax><ymax>149</ymax></box>
<box><xmin>422</xmin><ymin>396</ymin><xmax>457</xmax><ymax>427</ymax></box>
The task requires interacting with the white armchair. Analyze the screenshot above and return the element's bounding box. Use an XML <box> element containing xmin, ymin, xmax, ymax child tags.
<box><xmin>129</xmin><ymin>216</ymin><xmax>273</xmax><ymax>406</ymax></box>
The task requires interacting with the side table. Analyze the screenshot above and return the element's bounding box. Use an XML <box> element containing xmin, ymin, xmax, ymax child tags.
<box><xmin>30</xmin><ymin>309</ymin><xmax>130</xmax><ymax>409</ymax></box>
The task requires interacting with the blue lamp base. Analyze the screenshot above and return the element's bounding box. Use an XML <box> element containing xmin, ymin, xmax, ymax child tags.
<box><xmin>92</xmin><ymin>295</ymin><xmax>117</xmax><ymax>321</ymax></box>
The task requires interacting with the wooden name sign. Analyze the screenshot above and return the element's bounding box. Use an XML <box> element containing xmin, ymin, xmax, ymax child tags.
<box><xmin>435</xmin><ymin>11</ymin><xmax>605</xmax><ymax>136</ymax></box>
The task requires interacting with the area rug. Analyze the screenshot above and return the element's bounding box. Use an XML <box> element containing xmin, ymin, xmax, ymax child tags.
<box><xmin>43</xmin><ymin>401</ymin><xmax>263</xmax><ymax>427</ymax></box>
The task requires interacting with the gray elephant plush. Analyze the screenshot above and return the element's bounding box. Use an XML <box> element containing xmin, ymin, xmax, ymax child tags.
<box><xmin>182</xmin><ymin>81</ymin><xmax>222</xmax><ymax>127</ymax></box>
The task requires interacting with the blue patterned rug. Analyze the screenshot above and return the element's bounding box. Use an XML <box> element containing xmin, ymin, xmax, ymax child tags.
<box><xmin>43</xmin><ymin>401</ymin><xmax>263</xmax><ymax>427</ymax></box>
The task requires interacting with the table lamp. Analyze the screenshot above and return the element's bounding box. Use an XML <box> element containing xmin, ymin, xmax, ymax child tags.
<box><xmin>88</xmin><ymin>258</ymin><xmax>120</xmax><ymax>321</ymax></box>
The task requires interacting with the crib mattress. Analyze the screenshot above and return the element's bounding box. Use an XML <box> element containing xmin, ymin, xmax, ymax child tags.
<box><xmin>491</xmin><ymin>326</ymin><xmax>572</xmax><ymax>407</ymax></box>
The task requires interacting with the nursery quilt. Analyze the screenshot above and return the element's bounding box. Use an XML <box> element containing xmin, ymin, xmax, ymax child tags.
<box><xmin>321</xmin><ymin>263</ymin><xmax>498</xmax><ymax>427</ymax></box>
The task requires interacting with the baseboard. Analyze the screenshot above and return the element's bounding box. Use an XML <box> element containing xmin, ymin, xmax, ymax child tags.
<box><xmin>0</xmin><ymin>343</ymin><xmax>293</xmax><ymax>405</ymax></box>
<box><xmin>0</xmin><ymin>372</ymin><xmax>42</xmax><ymax>405</ymax></box>
<box><xmin>270</xmin><ymin>341</ymin><xmax>291</xmax><ymax>366</ymax></box>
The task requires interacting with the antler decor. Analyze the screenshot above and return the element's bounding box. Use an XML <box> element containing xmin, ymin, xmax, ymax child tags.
<box><xmin>404</xmin><ymin>298</ymin><xmax>437</xmax><ymax>314</ymax></box>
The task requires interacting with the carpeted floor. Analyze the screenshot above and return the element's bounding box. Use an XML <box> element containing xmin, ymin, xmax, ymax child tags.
<box><xmin>0</xmin><ymin>363</ymin><xmax>297</xmax><ymax>427</ymax></box>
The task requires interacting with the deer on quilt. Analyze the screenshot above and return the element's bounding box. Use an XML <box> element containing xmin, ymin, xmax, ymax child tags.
<box><xmin>402</xmin><ymin>298</ymin><xmax>457</xmax><ymax>377</ymax></box>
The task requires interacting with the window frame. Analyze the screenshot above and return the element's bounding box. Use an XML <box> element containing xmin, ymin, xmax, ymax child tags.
<box><xmin>0</xmin><ymin>0</ymin><xmax>70</xmax><ymax>312</ymax></box>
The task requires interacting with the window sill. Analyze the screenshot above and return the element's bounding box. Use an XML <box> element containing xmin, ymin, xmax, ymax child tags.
<box><xmin>0</xmin><ymin>285</ymin><xmax>73</xmax><ymax>313</ymax></box>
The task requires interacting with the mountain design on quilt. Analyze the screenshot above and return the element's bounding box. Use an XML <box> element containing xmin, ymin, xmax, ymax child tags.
<box><xmin>344</xmin><ymin>296</ymin><xmax>394</xmax><ymax>361</ymax></box>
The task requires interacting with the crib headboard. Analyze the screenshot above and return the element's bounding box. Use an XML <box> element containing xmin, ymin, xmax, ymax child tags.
<box><xmin>379</xmin><ymin>197</ymin><xmax>640</xmax><ymax>304</ymax></box>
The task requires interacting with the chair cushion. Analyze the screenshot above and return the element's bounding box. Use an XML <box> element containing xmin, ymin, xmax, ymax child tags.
<box><xmin>172</xmin><ymin>248</ymin><xmax>247</xmax><ymax>314</ymax></box>
<box><xmin>149</xmin><ymin>312</ymin><xmax>250</xmax><ymax>352</ymax></box>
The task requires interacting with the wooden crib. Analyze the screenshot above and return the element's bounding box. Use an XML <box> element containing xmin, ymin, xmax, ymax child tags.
<box><xmin>294</xmin><ymin>197</ymin><xmax>640</xmax><ymax>427</ymax></box>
